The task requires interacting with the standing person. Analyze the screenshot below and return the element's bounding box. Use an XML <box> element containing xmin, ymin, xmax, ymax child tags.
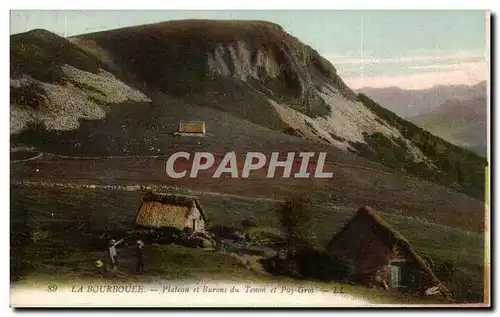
<box><xmin>214</xmin><ymin>234</ymin><xmax>221</xmax><ymax>252</ymax></box>
<box><xmin>135</xmin><ymin>240</ymin><xmax>145</xmax><ymax>275</ymax></box>
<box><xmin>108</xmin><ymin>237</ymin><xmax>126</xmax><ymax>271</ymax></box>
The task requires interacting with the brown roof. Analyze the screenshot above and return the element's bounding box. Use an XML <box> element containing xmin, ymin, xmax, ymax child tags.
<box><xmin>327</xmin><ymin>206</ymin><xmax>453</xmax><ymax>301</ymax></box>
<box><xmin>135</xmin><ymin>192</ymin><xmax>208</xmax><ymax>229</ymax></box>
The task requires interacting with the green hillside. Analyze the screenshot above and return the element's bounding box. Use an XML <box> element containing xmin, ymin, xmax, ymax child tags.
<box><xmin>355</xmin><ymin>94</ymin><xmax>487</xmax><ymax>200</ymax></box>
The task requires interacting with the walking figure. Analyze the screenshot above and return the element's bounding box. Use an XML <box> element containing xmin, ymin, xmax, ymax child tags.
<box><xmin>135</xmin><ymin>240</ymin><xmax>145</xmax><ymax>275</ymax></box>
<box><xmin>108</xmin><ymin>238</ymin><xmax>126</xmax><ymax>271</ymax></box>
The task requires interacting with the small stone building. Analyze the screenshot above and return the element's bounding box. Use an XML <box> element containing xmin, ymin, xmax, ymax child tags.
<box><xmin>178</xmin><ymin>120</ymin><xmax>206</xmax><ymax>136</ymax></box>
<box><xmin>135</xmin><ymin>192</ymin><xmax>208</xmax><ymax>233</ymax></box>
<box><xmin>327</xmin><ymin>206</ymin><xmax>453</xmax><ymax>301</ymax></box>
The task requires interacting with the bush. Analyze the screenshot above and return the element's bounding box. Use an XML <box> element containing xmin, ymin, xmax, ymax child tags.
<box><xmin>283</xmin><ymin>126</ymin><xmax>302</xmax><ymax>137</ymax></box>
<box><xmin>182</xmin><ymin>226</ymin><xmax>194</xmax><ymax>236</ymax></box>
<box><xmin>208</xmin><ymin>224</ymin><xmax>241</xmax><ymax>239</ymax></box>
<box><xmin>433</xmin><ymin>260</ymin><xmax>482</xmax><ymax>303</ymax></box>
<box><xmin>262</xmin><ymin>246</ymin><xmax>354</xmax><ymax>282</ymax></box>
<box><xmin>296</xmin><ymin>247</ymin><xmax>354</xmax><ymax>281</ymax></box>
<box><xmin>279</xmin><ymin>194</ymin><xmax>315</xmax><ymax>254</ymax></box>
<box><xmin>247</xmin><ymin>228</ymin><xmax>285</xmax><ymax>247</ymax></box>
<box><xmin>436</xmin><ymin>260</ymin><xmax>456</xmax><ymax>280</ymax></box>
<box><xmin>241</xmin><ymin>218</ymin><xmax>257</xmax><ymax>229</ymax></box>
<box><xmin>422</xmin><ymin>255</ymin><xmax>435</xmax><ymax>269</ymax></box>
<box><xmin>30</xmin><ymin>229</ymin><xmax>52</xmax><ymax>242</ymax></box>
<box><xmin>150</xmin><ymin>226</ymin><xmax>184</xmax><ymax>244</ymax></box>
<box><xmin>178</xmin><ymin>236</ymin><xmax>204</xmax><ymax>248</ymax></box>
<box><xmin>303</xmin><ymin>95</ymin><xmax>331</xmax><ymax>118</ymax></box>
<box><xmin>10</xmin><ymin>82</ymin><xmax>47</xmax><ymax>109</ymax></box>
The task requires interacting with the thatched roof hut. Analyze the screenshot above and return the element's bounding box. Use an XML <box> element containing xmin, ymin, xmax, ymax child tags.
<box><xmin>327</xmin><ymin>206</ymin><xmax>453</xmax><ymax>302</ymax></box>
<box><xmin>135</xmin><ymin>192</ymin><xmax>208</xmax><ymax>232</ymax></box>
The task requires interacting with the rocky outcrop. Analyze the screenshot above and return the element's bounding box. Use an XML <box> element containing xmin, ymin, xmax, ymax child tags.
<box><xmin>10</xmin><ymin>29</ymin><xmax>151</xmax><ymax>134</ymax></box>
<box><xmin>78</xmin><ymin>20</ymin><xmax>356</xmax><ymax>115</ymax></box>
<box><xmin>10</xmin><ymin>65</ymin><xmax>151</xmax><ymax>133</ymax></box>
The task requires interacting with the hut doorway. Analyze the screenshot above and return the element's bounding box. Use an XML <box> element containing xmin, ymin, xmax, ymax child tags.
<box><xmin>389</xmin><ymin>259</ymin><xmax>408</xmax><ymax>289</ymax></box>
<box><xmin>192</xmin><ymin>219</ymin><xmax>197</xmax><ymax>231</ymax></box>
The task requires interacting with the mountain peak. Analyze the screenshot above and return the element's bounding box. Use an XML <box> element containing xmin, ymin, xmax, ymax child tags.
<box><xmin>78</xmin><ymin>19</ymin><xmax>357</xmax><ymax>103</ymax></box>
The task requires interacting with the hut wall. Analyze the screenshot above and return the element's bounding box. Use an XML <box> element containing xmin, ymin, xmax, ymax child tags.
<box><xmin>327</xmin><ymin>208</ymin><xmax>452</xmax><ymax>299</ymax></box>
<box><xmin>328</xmin><ymin>217</ymin><xmax>432</xmax><ymax>291</ymax></box>
<box><xmin>327</xmin><ymin>216</ymin><xmax>399</xmax><ymax>281</ymax></box>
<box><xmin>185</xmin><ymin>204</ymin><xmax>205</xmax><ymax>232</ymax></box>
<box><xmin>179</xmin><ymin>121</ymin><xmax>206</xmax><ymax>134</ymax></box>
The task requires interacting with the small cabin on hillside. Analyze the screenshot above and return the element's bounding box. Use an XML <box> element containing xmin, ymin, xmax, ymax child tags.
<box><xmin>327</xmin><ymin>206</ymin><xmax>453</xmax><ymax>301</ymax></box>
<box><xmin>135</xmin><ymin>192</ymin><xmax>208</xmax><ymax>233</ymax></box>
<box><xmin>178</xmin><ymin>120</ymin><xmax>206</xmax><ymax>136</ymax></box>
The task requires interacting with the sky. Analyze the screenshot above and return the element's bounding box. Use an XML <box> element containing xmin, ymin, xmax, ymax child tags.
<box><xmin>10</xmin><ymin>10</ymin><xmax>489</xmax><ymax>90</ymax></box>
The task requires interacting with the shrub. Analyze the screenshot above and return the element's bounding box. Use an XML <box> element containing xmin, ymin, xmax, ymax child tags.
<box><xmin>436</xmin><ymin>260</ymin><xmax>456</xmax><ymax>280</ymax></box>
<box><xmin>30</xmin><ymin>229</ymin><xmax>52</xmax><ymax>242</ymax></box>
<box><xmin>303</xmin><ymin>96</ymin><xmax>331</xmax><ymax>118</ymax></box>
<box><xmin>208</xmin><ymin>224</ymin><xmax>241</xmax><ymax>239</ymax></box>
<box><xmin>182</xmin><ymin>226</ymin><xmax>194</xmax><ymax>236</ymax></box>
<box><xmin>422</xmin><ymin>255</ymin><xmax>435</xmax><ymax>269</ymax></box>
<box><xmin>328</xmin><ymin>133</ymin><xmax>346</xmax><ymax>142</ymax></box>
<box><xmin>262</xmin><ymin>246</ymin><xmax>355</xmax><ymax>282</ymax></box>
<box><xmin>10</xmin><ymin>82</ymin><xmax>47</xmax><ymax>109</ymax></box>
<box><xmin>157</xmin><ymin>226</ymin><xmax>183</xmax><ymax>237</ymax></box>
<box><xmin>283</xmin><ymin>126</ymin><xmax>302</xmax><ymax>137</ymax></box>
<box><xmin>279</xmin><ymin>194</ymin><xmax>315</xmax><ymax>255</ymax></box>
<box><xmin>296</xmin><ymin>247</ymin><xmax>354</xmax><ymax>281</ymax></box>
<box><xmin>241</xmin><ymin>218</ymin><xmax>257</xmax><ymax>229</ymax></box>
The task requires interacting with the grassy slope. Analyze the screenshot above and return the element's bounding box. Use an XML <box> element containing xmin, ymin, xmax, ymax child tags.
<box><xmin>410</xmin><ymin>98</ymin><xmax>487</xmax><ymax>156</ymax></box>
<box><xmin>356</xmin><ymin>94</ymin><xmax>487</xmax><ymax>200</ymax></box>
<box><xmin>11</xmin><ymin>151</ymin><xmax>485</xmax><ymax>233</ymax></box>
<box><xmin>11</xmin><ymin>98</ymin><xmax>376</xmax><ymax>165</ymax></box>
<box><xmin>10</xmin><ymin>29</ymin><xmax>104</xmax><ymax>83</ymax></box>
<box><xmin>14</xmin><ymin>244</ymin><xmax>440</xmax><ymax>306</ymax></box>
<box><xmin>417</xmin><ymin>123</ymin><xmax>486</xmax><ymax>156</ymax></box>
<box><xmin>10</xmin><ymin>185</ymin><xmax>484</xmax><ymax>302</ymax></box>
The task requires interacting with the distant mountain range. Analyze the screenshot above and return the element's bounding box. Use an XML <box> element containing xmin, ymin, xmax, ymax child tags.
<box><xmin>357</xmin><ymin>81</ymin><xmax>488</xmax><ymax>156</ymax></box>
<box><xmin>357</xmin><ymin>81</ymin><xmax>487</xmax><ymax>119</ymax></box>
<box><xmin>410</xmin><ymin>97</ymin><xmax>487</xmax><ymax>156</ymax></box>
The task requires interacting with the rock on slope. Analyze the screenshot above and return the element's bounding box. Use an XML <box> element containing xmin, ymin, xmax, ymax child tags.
<box><xmin>10</xmin><ymin>29</ymin><xmax>151</xmax><ymax>134</ymax></box>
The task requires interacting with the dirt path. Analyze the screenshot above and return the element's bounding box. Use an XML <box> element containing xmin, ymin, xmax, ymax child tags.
<box><xmin>10</xmin><ymin>150</ymin><xmax>396</xmax><ymax>178</ymax></box>
<box><xmin>10</xmin><ymin>150</ymin><xmax>465</xmax><ymax>194</ymax></box>
<box><xmin>10</xmin><ymin>179</ymin><xmax>286</xmax><ymax>204</ymax></box>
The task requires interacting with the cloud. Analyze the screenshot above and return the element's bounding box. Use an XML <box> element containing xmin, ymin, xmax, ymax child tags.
<box><xmin>325</xmin><ymin>50</ymin><xmax>486</xmax><ymax>66</ymax></box>
<box><xmin>342</xmin><ymin>61</ymin><xmax>488</xmax><ymax>90</ymax></box>
<box><xmin>325</xmin><ymin>49</ymin><xmax>488</xmax><ymax>89</ymax></box>
<box><xmin>406</xmin><ymin>61</ymin><xmax>486</xmax><ymax>71</ymax></box>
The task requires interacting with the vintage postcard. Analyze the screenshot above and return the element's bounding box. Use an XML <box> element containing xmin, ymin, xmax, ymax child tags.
<box><xmin>9</xmin><ymin>9</ymin><xmax>490</xmax><ymax>307</ymax></box>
